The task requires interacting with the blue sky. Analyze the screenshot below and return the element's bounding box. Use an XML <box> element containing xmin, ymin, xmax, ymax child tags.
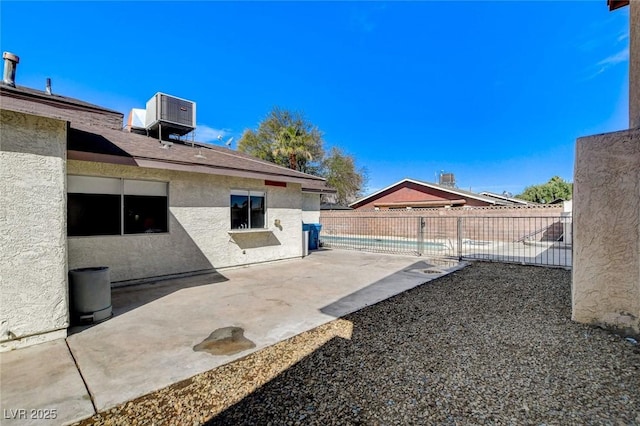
<box><xmin>0</xmin><ymin>1</ymin><xmax>630</xmax><ymax>195</ymax></box>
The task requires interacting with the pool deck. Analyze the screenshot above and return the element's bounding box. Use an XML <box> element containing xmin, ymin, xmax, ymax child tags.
<box><xmin>323</xmin><ymin>236</ymin><xmax>571</xmax><ymax>268</ymax></box>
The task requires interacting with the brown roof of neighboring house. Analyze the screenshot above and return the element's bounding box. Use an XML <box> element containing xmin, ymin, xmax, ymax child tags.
<box><xmin>320</xmin><ymin>203</ymin><xmax>353</xmax><ymax>210</ymax></box>
<box><xmin>349</xmin><ymin>178</ymin><xmax>509</xmax><ymax>208</ymax></box>
<box><xmin>68</xmin><ymin>124</ymin><xmax>336</xmax><ymax>193</ymax></box>
<box><xmin>479</xmin><ymin>191</ymin><xmax>533</xmax><ymax>205</ymax></box>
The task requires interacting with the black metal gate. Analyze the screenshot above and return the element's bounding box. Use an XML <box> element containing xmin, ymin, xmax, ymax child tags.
<box><xmin>319</xmin><ymin>215</ymin><xmax>572</xmax><ymax>268</ymax></box>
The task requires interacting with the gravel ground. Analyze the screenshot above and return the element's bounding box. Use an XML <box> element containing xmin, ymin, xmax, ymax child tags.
<box><xmin>75</xmin><ymin>262</ymin><xmax>640</xmax><ymax>426</ymax></box>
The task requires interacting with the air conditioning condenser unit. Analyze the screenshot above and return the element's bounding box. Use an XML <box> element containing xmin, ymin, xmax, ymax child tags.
<box><xmin>145</xmin><ymin>92</ymin><xmax>196</xmax><ymax>136</ymax></box>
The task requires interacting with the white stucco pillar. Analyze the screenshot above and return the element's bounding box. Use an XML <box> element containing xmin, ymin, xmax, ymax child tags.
<box><xmin>572</xmin><ymin>128</ymin><xmax>640</xmax><ymax>336</ymax></box>
<box><xmin>571</xmin><ymin>2</ymin><xmax>640</xmax><ymax>338</ymax></box>
<box><xmin>0</xmin><ymin>109</ymin><xmax>69</xmax><ymax>351</ymax></box>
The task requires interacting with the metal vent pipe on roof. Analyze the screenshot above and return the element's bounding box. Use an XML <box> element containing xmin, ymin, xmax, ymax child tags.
<box><xmin>46</xmin><ymin>77</ymin><xmax>52</xmax><ymax>95</ymax></box>
<box><xmin>2</xmin><ymin>52</ymin><xmax>19</xmax><ymax>87</ymax></box>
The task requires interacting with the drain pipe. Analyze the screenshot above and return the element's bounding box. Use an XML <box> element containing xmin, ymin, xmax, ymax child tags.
<box><xmin>2</xmin><ymin>52</ymin><xmax>19</xmax><ymax>87</ymax></box>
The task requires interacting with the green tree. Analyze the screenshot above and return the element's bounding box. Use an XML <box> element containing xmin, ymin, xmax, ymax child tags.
<box><xmin>322</xmin><ymin>147</ymin><xmax>369</xmax><ymax>205</ymax></box>
<box><xmin>238</xmin><ymin>107</ymin><xmax>323</xmax><ymax>174</ymax></box>
<box><xmin>239</xmin><ymin>107</ymin><xmax>368</xmax><ymax>204</ymax></box>
<box><xmin>237</xmin><ymin>128</ymin><xmax>275</xmax><ymax>163</ymax></box>
<box><xmin>272</xmin><ymin>125</ymin><xmax>314</xmax><ymax>170</ymax></box>
<box><xmin>517</xmin><ymin>176</ymin><xmax>572</xmax><ymax>204</ymax></box>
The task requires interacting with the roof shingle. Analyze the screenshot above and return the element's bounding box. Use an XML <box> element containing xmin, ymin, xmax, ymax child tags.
<box><xmin>68</xmin><ymin>124</ymin><xmax>335</xmax><ymax>193</ymax></box>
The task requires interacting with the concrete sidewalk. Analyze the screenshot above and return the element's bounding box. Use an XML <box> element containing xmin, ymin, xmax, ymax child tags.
<box><xmin>1</xmin><ymin>249</ymin><xmax>463</xmax><ymax>425</ymax></box>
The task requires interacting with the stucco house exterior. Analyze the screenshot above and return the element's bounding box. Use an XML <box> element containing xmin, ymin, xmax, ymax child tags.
<box><xmin>349</xmin><ymin>178</ymin><xmax>517</xmax><ymax>210</ymax></box>
<box><xmin>0</xmin><ymin>63</ymin><xmax>334</xmax><ymax>351</ymax></box>
<box><xmin>572</xmin><ymin>0</ymin><xmax>640</xmax><ymax>337</ymax></box>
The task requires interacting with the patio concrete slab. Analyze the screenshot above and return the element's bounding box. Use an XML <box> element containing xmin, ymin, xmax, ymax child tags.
<box><xmin>0</xmin><ymin>339</ymin><xmax>94</xmax><ymax>426</ymax></box>
<box><xmin>27</xmin><ymin>250</ymin><xmax>462</xmax><ymax>417</ymax></box>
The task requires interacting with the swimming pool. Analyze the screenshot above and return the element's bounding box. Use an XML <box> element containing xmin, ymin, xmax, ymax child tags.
<box><xmin>320</xmin><ymin>234</ymin><xmax>449</xmax><ymax>252</ymax></box>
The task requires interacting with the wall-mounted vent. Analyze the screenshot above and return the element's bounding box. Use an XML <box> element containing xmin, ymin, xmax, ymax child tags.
<box><xmin>145</xmin><ymin>92</ymin><xmax>196</xmax><ymax>137</ymax></box>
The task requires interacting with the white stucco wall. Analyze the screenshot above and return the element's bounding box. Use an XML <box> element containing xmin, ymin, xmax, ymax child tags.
<box><xmin>302</xmin><ymin>192</ymin><xmax>321</xmax><ymax>224</ymax></box>
<box><xmin>573</xmin><ymin>128</ymin><xmax>640</xmax><ymax>336</ymax></box>
<box><xmin>67</xmin><ymin>161</ymin><xmax>307</xmax><ymax>283</ymax></box>
<box><xmin>1</xmin><ymin>110</ymin><xmax>68</xmax><ymax>351</ymax></box>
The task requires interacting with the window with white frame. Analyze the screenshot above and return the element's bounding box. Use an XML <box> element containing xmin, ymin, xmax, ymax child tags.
<box><xmin>230</xmin><ymin>190</ymin><xmax>265</xmax><ymax>229</ymax></box>
<box><xmin>68</xmin><ymin>176</ymin><xmax>168</xmax><ymax>236</ymax></box>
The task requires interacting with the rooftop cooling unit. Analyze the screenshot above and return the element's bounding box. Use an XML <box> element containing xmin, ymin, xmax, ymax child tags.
<box><xmin>439</xmin><ymin>173</ymin><xmax>456</xmax><ymax>187</ymax></box>
<box><xmin>127</xmin><ymin>108</ymin><xmax>146</xmax><ymax>131</ymax></box>
<box><xmin>145</xmin><ymin>92</ymin><xmax>196</xmax><ymax>136</ymax></box>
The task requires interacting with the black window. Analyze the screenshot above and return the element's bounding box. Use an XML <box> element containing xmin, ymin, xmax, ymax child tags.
<box><xmin>67</xmin><ymin>176</ymin><xmax>168</xmax><ymax>237</ymax></box>
<box><xmin>68</xmin><ymin>193</ymin><xmax>121</xmax><ymax>236</ymax></box>
<box><xmin>124</xmin><ymin>195</ymin><xmax>168</xmax><ymax>234</ymax></box>
<box><xmin>231</xmin><ymin>191</ymin><xmax>265</xmax><ymax>229</ymax></box>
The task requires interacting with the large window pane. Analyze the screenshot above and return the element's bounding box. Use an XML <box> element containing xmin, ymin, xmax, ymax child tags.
<box><xmin>68</xmin><ymin>176</ymin><xmax>169</xmax><ymax>237</ymax></box>
<box><xmin>231</xmin><ymin>194</ymin><xmax>249</xmax><ymax>229</ymax></box>
<box><xmin>68</xmin><ymin>193</ymin><xmax>121</xmax><ymax>236</ymax></box>
<box><xmin>230</xmin><ymin>191</ymin><xmax>266</xmax><ymax>229</ymax></box>
<box><xmin>250</xmin><ymin>194</ymin><xmax>265</xmax><ymax>228</ymax></box>
<box><xmin>124</xmin><ymin>195</ymin><xmax>168</xmax><ymax>234</ymax></box>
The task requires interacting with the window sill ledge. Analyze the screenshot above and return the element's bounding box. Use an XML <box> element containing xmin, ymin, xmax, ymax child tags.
<box><xmin>228</xmin><ymin>229</ymin><xmax>272</xmax><ymax>234</ymax></box>
<box><xmin>68</xmin><ymin>232</ymin><xmax>170</xmax><ymax>238</ymax></box>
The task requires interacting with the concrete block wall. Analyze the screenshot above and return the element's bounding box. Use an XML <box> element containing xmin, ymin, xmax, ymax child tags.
<box><xmin>573</xmin><ymin>128</ymin><xmax>640</xmax><ymax>336</ymax></box>
<box><xmin>0</xmin><ymin>110</ymin><xmax>69</xmax><ymax>351</ymax></box>
<box><xmin>321</xmin><ymin>205</ymin><xmax>565</xmax><ymax>242</ymax></box>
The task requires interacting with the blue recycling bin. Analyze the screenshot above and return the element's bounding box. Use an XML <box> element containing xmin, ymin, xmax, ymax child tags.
<box><xmin>302</xmin><ymin>223</ymin><xmax>322</xmax><ymax>250</ymax></box>
<box><xmin>309</xmin><ymin>223</ymin><xmax>322</xmax><ymax>250</ymax></box>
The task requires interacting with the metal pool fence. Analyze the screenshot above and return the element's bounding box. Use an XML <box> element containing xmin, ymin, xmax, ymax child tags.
<box><xmin>319</xmin><ymin>215</ymin><xmax>572</xmax><ymax>268</ymax></box>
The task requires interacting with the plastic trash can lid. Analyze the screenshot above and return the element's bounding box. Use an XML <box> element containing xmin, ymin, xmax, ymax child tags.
<box><xmin>70</xmin><ymin>266</ymin><xmax>109</xmax><ymax>273</ymax></box>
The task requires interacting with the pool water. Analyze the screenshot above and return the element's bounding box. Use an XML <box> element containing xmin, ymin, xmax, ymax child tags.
<box><xmin>321</xmin><ymin>235</ymin><xmax>448</xmax><ymax>251</ymax></box>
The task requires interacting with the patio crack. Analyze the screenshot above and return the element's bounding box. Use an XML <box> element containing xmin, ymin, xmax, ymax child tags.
<box><xmin>65</xmin><ymin>339</ymin><xmax>98</xmax><ymax>415</ymax></box>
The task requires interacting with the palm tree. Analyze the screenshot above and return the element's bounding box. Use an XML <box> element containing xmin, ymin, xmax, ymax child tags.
<box><xmin>272</xmin><ymin>125</ymin><xmax>314</xmax><ymax>171</ymax></box>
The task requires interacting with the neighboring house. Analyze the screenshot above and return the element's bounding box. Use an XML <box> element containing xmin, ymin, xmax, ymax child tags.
<box><xmin>479</xmin><ymin>191</ymin><xmax>532</xmax><ymax>206</ymax></box>
<box><xmin>0</xmin><ymin>60</ymin><xmax>334</xmax><ymax>350</ymax></box>
<box><xmin>349</xmin><ymin>178</ymin><xmax>514</xmax><ymax>210</ymax></box>
<box><xmin>547</xmin><ymin>198</ymin><xmax>566</xmax><ymax>205</ymax></box>
<box><xmin>320</xmin><ymin>203</ymin><xmax>353</xmax><ymax>210</ymax></box>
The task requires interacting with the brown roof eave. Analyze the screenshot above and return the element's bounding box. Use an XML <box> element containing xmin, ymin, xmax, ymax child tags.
<box><xmin>68</xmin><ymin>150</ymin><xmax>329</xmax><ymax>186</ymax></box>
<box><xmin>68</xmin><ymin>150</ymin><xmax>137</xmax><ymax>166</ymax></box>
<box><xmin>0</xmin><ymin>85</ymin><xmax>123</xmax><ymax>116</ymax></box>
<box><xmin>135</xmin><ymin>158</ymin><xmax>326</xmax><ymax>185</ymax></box>
<box><xmin>608</xmin><ymin>0</ymin><xmax>629</xmax><ymax>11</ymax></box>
<box><xmin>68</xmin><ymin>124</ymin><xmax>332</xmax><ymax>183</ymax></box>
<box><xmin>301</xmin><ymin>187</ymin><xmax>337</xmax><ymax>195</ymax></box>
